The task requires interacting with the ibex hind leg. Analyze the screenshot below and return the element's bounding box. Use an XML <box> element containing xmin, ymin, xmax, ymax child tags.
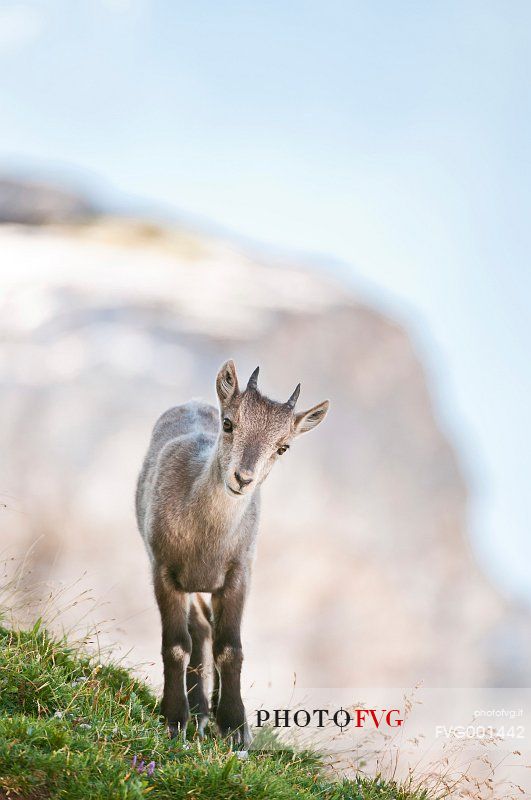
<box><xmin>211</xmin><ymin>667</ymin><xmax>220</xmax><ymax>716</ymax></box>
<box><xmin>187</xmin><ymin>594</ymin><xmax>212</xmax><ymax>737</ymax></box>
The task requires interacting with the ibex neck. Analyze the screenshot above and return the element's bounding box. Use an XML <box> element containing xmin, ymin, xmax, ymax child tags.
<box><xmin>193</xmin><ymin>439</ymin><xmax>252</xmax><ymax>523</ymax></box>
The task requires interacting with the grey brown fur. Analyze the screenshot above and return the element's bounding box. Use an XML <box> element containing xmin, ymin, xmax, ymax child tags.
<box><xmin>136</xmin><ymin>360</ymin><xmax>329</xmax><ymax>745</ymax></box>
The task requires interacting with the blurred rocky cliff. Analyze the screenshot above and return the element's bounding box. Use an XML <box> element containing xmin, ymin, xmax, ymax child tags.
<box><xmin>0</xmin><ymin>177</ymin><xmax>97</xmax><ymax>225</ymax></box>
<box><xmin>0</xmin><ymin>179</ymin><xmax>521</xmax><ymax>689</ymax></box>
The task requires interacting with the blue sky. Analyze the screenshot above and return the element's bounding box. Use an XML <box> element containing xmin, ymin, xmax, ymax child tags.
<box><xmin>1</xmin><ymin>1</ymin><xmax>530</xmax><ymax>602</ymax></box>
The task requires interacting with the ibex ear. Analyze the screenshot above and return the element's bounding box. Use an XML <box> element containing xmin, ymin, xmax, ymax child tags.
<box><xmin>216</xmin><ymin>360</ymin><xmax>239</xmax><ymax>405</ymax></box>
<box><xmin>293</xmin><ymin>400</ymin><xmax>330</xmax><ymax>436</ymax></box>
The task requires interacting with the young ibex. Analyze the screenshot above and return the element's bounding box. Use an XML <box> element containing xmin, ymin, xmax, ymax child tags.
<box><xmin>136</xmin><ymin>361</ymin><xmax>329</xmax><ymax>746</ymax></box>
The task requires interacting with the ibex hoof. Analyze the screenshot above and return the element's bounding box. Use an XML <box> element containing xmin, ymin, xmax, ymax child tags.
<box><xmin>218</xmin><ymin>722</ymin><xmax>253</xmax><ymax>749</ymax></box>
<box><xmin>168</xmin><ymin>722</ymin><xmax>188</xmax><ymax>743</ymax></box>
<box><xmin>194</xmin><ymin>714</ymin><xmax>209</xmax><ymax>738</ymax></box>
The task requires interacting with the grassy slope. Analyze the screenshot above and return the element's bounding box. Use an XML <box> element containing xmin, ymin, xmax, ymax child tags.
<box><xmin>0</xmin><ymin>623</ymin><xmax>430</xmax><ymax>800</ymax></box>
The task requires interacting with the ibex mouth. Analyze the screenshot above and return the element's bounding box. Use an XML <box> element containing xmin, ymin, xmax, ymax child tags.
<box><xmin>227</xmin><ymin>485</ymin><xmax>244</xmax><ymax>497</ymax></box>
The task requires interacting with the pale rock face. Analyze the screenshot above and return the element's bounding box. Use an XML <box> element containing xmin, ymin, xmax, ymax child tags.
<box><xmin>0</xmin><ymin>221</ymin><xmax>520</xmax><ymax>691</ymax></box>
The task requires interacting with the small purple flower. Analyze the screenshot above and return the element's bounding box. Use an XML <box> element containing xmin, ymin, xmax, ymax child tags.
<box><xmin>131</xmin><ymin>755</ymin><xmax>155</xmax><ymax>777</ymax></box>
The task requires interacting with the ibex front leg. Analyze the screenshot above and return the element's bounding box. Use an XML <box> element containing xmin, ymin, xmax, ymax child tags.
<box><xmin>212</xmin><ymin>567</ymin><xmax>251</xmax><ymax>748</ymax></box>
<box><xmin>153</xmin><ymin>565</ymin><xmax>192</xmax><ymax>738</ymax></box>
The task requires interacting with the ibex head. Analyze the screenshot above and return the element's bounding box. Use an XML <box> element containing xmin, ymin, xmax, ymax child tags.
<box><xmin>215</xmin><ymin>360</ymin><xmax>329</xmax><ymax>497</ymax></box>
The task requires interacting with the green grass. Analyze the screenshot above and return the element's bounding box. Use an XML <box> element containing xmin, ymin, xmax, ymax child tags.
<box><xmin>0</xmin><ymin>621</ymin><xmax>431</xmax><ymax>800</ymax></box>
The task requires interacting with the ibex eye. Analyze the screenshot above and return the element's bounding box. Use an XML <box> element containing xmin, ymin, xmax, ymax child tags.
<box><xmin>222</xmin><ymin>418</ymin><xmax>233</xmax><ymax>433</ymax></box>
<box><xmin>277</xmin><ymin>445</ymin><xmax>289</xmax><ymax>455</ymax></box>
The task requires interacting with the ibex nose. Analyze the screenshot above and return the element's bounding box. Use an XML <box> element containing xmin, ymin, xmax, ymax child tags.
<box><xmin>234</xmin><ymin>470</ymin><xmax>254</xmax><ymax>489</ymax></box>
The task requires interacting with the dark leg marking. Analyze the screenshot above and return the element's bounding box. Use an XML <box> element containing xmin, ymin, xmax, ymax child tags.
<box><xmin>153</xmin><ymin>565</ymin><xmax>192</xmax><ymax>738</ymax></box>
<box><xmin>212</xmin><ymin>568</ymin><xmax>251</xmax><ymax>748</ymax></box>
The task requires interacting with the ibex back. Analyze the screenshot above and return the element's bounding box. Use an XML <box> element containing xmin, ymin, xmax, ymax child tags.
<box><xmin>135</xmin><ymin>360</ymin><xmax>329</xmax><ymax>746</ymax></box>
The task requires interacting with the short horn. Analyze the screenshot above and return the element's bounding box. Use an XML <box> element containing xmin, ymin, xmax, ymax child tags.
<box><xmin>247</xmin><ymin>366</ymin><xmax>260</xmax><ymax>390</ymax></box>
<box><xmin>286</xmin><ymin>383</ymin><xmax>301</xmax><ymax>410</ymax></box>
